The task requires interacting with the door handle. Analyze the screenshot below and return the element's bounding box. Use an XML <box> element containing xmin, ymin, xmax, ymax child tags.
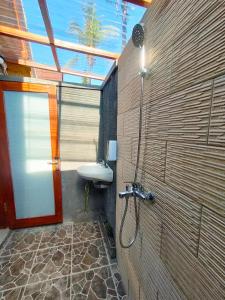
<box><xmin>47</xmin><ymin>160</ymin><xmax>60</xmax><ymax>171</ymax></box>
<box><xmin>47</xmin><ymin>159</ymin><xmax>59</xmax><ymax>165</ymax></box>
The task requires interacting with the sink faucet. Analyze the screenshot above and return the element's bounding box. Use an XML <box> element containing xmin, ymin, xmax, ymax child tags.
<box><xmin>119</xmin><ymin>183</ymin><xmax>154</xmax><ymax>201</ymax></box>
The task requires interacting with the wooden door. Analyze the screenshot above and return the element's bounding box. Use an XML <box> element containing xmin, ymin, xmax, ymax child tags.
<box><xmin>0</xmin><ymin>82</ymin><xmax>62</xmax><ymax>229</ymax></box>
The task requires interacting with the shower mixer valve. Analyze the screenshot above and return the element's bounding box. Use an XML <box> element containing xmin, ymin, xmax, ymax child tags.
<box><xmin>119</xmin><ymin>183</ymin><xmax>155</xmax><ymax>202</ymax></box>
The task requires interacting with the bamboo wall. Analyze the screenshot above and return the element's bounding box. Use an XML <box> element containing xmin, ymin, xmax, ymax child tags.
<box><xmin>116</xmin><ymin>1</ymin><xmax>225</xmax><ymax>299</ymax></box>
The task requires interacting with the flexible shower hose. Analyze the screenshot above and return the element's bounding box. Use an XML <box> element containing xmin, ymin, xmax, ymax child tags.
<box><xmin>119</xmin><ymin>76</ymin><xmax>144</xmax><ymax>248</ymax></box>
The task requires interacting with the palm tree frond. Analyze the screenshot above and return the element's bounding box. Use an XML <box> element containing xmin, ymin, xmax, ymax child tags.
<box><xmin>67</xmin><ymin>1</ymin><xmax>124</xmax><ymax>84</ymax></box>
<box><xmin>64</xmin><ymin>57</ymin><xmax>79</xmax><ymax>69</ymax></box>
<box><xmin>68</xmin><ymin>21</ymin><xmax>83</xmax><ymax>37</ymax></box>
<box><xmin>101</xmin><ymin>25</ymin><xmax>120</xmax><ymax>39</ymax></box>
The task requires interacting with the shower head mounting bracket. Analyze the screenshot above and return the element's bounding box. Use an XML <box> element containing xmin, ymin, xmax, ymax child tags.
<box><xmin>139</xmin><ymin>67</ymin><xmax>151</xmax><ymax>79</ymax></box>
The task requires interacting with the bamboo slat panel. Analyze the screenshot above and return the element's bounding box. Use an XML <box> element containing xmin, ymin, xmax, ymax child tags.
<box><xmin>198</xmin><ymin>208</ymin><xmax>225</xmax><ymax>288</ymax></box>
<box><xmin>166</xmin><ymin>143</ymin><xmax>225</xmax><ymax>216</ymax></box>
<box><xmin>116</xmin><ymin>0</ymin><xmax>225</xmax><ymax>298</ymax></box>
<box><xmin>209</xmin><ymin>75</ymin><xmax>225</xmax><ymax>145</ymax></box>
<box><xmin>146</xmin><ymin>81</ymin><xmax>212</xmax><ymax>143</ymax></box>
<box><xmin>161</xmin><ymin>228</ymin><xmax>225</xmax><ymax>299</ymax></box>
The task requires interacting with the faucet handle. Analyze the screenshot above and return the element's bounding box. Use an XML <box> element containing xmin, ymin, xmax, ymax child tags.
<box><xmin>145</xmin><ymin>192</ymin><xmax>155</xmax><ymax>201</ymax></box>
<box><xmin>132</xmin><ymin>182</ymin><xmax>142</xmax><ymax>189</ymax></box>
<box><xmin>132</xmin><ymin>183</ymin><xmax>138</xmax><ymax>189</ymax></box>
<box><xmin>124</xmin><ymin>181</ymin><xmax>133</xmax><ymax>189</ymax></box>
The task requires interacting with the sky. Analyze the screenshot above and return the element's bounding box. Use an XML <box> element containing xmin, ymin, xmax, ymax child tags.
<box><xmin>22</xmin><ymin>0</ymin><xmax>145</xmax><ymax>84</ymax></box>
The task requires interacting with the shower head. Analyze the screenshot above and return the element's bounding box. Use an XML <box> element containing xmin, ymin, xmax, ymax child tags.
<box><xmin>132</xmin><ymin>23</ymin><xmax>145</xmax><ymax>48</ymax></box>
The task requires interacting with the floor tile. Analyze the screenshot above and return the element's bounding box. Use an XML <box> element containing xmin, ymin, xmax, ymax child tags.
<box><xmin>0</xmin><ymin>287</ymin><xmax>24</xmax><ymax>300</ymax></box>
<box><xmin>0</xmin><ymin>229</ymin><xmax>42</xmax><ymax>257</ymax></box>
<box><xmin>39</xmin><ymin>224</ymin><xmax>72</xmax><ymax>249</ymax></box>
<box><xmin>0</xmin><ymin>252</ymin><xmax>35</xmax><ymax>291</ymax></box>
<box><xmin>71</xmin><ymin>266</ymin><xmax>118</xmax><ymax>299</ymax></box>
<box><xmin>73</xmin><ymin>222</ymin><xmax>102</xmax><ymax>243</ymax></box>
<box><xmin>111</xmin><ymin>264</ymin><xmax>127</xmax><ymax>300</ymax></box>
<box><xmin>0</xmin><ymin>221</ymin><xmax>124</xmax><ymax>299</ymax></box>
<box><xmin>28</xmin><ymin>245</ymin><xmax>71</xmax><ymax>284</ymax></box>
<box><xmin>72</xmin><ymin>239</ymin><xmax>109</xmax><ymax>274</ymax></box>
<box><xmin>23</xmin><ymin>276</ymin><xmax>70</xmax><ymax>300</ymax></box>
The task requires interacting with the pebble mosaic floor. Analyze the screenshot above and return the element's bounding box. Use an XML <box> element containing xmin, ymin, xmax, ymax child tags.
<box><xmin>0</xmin><ymin>221</ymin><xmax>127</xmax><ymax>300</ymax></box>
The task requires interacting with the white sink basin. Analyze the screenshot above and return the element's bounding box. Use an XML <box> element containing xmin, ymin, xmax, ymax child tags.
<box><xmin>77</xmin><ymin>162</ymin><xmax>113</xmax><ymax>183</ymax></box>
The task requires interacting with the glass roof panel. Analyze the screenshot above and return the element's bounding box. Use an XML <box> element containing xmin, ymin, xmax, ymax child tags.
<box><xmin>0</xmin><ymin>0</ymin><xmax>47</xmax><ymax>36</ymax></box>
<box><xmin>63</xmin><ymin>74</ymin><xmax>102</xmax><ymax>86</ymax></box>
<box><xmin>0</xmin><ymin>36</ymin><xmax>55</xmax><ymax>66</ymax></box>
<box><xmin>57</xmin><ymin>48</ymin><xmax>114</xmax><ymax>77</ymax></box>
<box><xmin>1</xmin><ymin>0</ymin><xmax>146</xmax><ymax>84</ymax></box>
<box><xmin>30</xmin><ymin>43</ymin><xmax>55</xmax><ymax>66</ymax></box>
<box><xmin>20</xmin><ymin>0</ymin><xmax>47</xmax><ymax>36</ymax></box>
<box><xmin>47</xmin><ymin>0</ymin><xmax>145</xmax><ymax>53</ymax></box>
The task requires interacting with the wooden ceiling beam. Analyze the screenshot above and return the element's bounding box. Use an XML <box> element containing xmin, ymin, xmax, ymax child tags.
<box><xmin>8</xmin><ymin>59</ymin><xmax>57</xmax><ymax>72</ymax></box>
<box><xmin>0</xmin><ymin>25</ymin><xmax>119</xmax><ymax>60</ymax></box>
<box><xmin>54</xmin><ymin>39</ymin><xmax>119</xmax><ymax>60</ymax></box>
<box><xmin>124</xmin><ymin>0</ymin><xmax>152</xmax><ymax>7</ymax></box>
<box><xmin>0</xmin><ymin>24</ymin><xmax>49</xmax><ymax>44</ymax></box>
<box><xmin>38</xmin><ymin>0</ymin><xmax>60</xmax><ymax>72</ymax></box>
<box><xmin>6</xmin><ymin>59</ymin><xmax>105</xmax><ymax>81</ymax></box>
<box><xmin>61</xmin><ymin>68</ymin><xmax>105</xmax><ymax>81</ymax></box>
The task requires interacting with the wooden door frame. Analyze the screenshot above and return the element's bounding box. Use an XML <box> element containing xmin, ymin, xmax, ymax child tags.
<box><xmin>0</xmin><ymin>81</ymin><xmax>62</xmax><ymax>229</ymax></box>
<box><xmin>0</xmin><ymin>181</ymin><xmax>8</xmax><ymax>229</ymax></box>
<box><xmin>0</xmin><ymin>109</ymin><xmax>8</xmax><ymax>228</ymax></box>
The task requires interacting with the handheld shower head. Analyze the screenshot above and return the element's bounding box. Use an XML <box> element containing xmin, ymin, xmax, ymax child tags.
<box><xmin>132</xmin><ymin>23</ymin><xmax>150</xmax><ymax>78</ymax></box>
<box><xmin>132</xmin><ymin>23</ymin><xmax>145</xmax><ymax>48</ymax></box>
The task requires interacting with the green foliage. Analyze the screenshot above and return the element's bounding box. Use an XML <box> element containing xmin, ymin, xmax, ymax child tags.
<box><xmin>64</xmin><ymin>57</ymin><xmax>79</xmax><ymax>69</ymax></box>
<box><xmin>68</xmin><ymin>1</ymin><xmax>120</xmax><ymax>84</ymax></box>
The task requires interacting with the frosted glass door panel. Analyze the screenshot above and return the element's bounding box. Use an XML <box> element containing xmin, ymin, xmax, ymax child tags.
<box><xmin>4</xmin><ymin>91</ymin><xmax>55</xmax><ymax>219</ymax></box>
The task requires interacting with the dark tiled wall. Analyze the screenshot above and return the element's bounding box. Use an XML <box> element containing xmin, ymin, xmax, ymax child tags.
<box><xmin>98</xmin><ymin>68</ymin><xmax>118</xmax><ymax>232</ymax></box>
<box><xmin>117</xmin><ymin>1</ymin><xmax>225</xmax><ymax>299</ymax></box>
